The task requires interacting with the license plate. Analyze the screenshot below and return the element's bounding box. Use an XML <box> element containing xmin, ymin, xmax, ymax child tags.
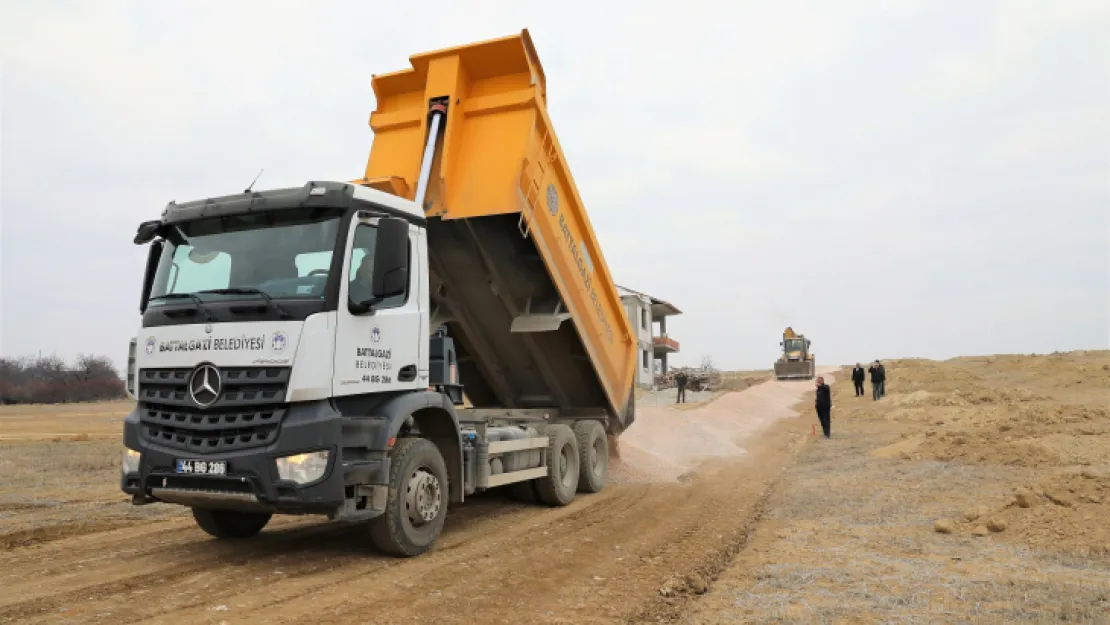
<box><xmin>175</xmin><ymin>459</ymin><xmax>228</xmax><ymax>476</ymax></box>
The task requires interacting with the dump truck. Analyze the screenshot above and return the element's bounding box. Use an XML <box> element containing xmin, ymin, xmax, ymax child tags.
<box><xmin>774</xmin><ymin>327</ymin><xmax>815</xmax><ymax>380</ymax></box>
<box><xmin>120</xmin><ymin>30</ymin><xmax>637</xmax><ymax>557</ymax></box>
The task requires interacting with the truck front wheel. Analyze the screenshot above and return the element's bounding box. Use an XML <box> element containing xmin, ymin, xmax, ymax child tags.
<box><xmin>535</xmin><ymin>424</ymin><xmax>579</xmax><ymax>506</ymax></box>
<box><xmin>369</xmin><ymin>437</ymin><xmax>449</xmax><ymax>557</ymax></box>
<box><xmin>191</xmin><ymin>508</ymin><xmax>272</xmax><ymax>539</ymax></box>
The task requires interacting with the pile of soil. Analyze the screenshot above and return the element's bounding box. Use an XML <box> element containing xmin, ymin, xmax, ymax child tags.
<box><xmin>944</xmin><ymin>469</ymin><xmax>1110</xmax><ymax>555</ymax></box>
<box><xmin>874</xmin><ymin>351</ymin><xmax>1110</xmax><ymax>555</ymax></box>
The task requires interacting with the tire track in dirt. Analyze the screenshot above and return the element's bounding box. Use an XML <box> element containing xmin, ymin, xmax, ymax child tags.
<box><xmin>4</xmin><ymin>493</ymin><xmax>614</xmax><ymax>624</ymax></box>
<box><xmin>0</xmin><ymin>519</ymin><xmax>203</xmax><ymax>579</ymax></box>
<box><xmin>0</xmin><ymin>519</ymin><xmax>144</xmax><ymax>551</ymax></box>
<box><xmin>305</xmin><ymin>485</ymin><xmax>654</xmax><ymax>624</ymax></box>
<box><xmin>0</xmin><ymin>520</ymin><xmax>342</xmax><ymax>621</ymax></box>
<box><xmin>626</xmin><ymin>469</ymin><xmax>783</xmax><ymax>624</ymax></box>
<box><xmin>130</xmin><ymin>486</ymin><xmax>647</xmax><ymax>624</ymax></box>
<box><xmin>4</xmin><ymin>500</ymin><xmax>536</xmax><ymax>624</ymax></box>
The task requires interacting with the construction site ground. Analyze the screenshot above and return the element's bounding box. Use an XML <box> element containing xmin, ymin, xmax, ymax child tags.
<box><xmin>1</xmin><ymin>351</ymin><xmax>1108</xmax><ymax>624</ymax></box>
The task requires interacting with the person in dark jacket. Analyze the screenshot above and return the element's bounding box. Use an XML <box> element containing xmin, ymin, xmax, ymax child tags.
<box><xmin>674</xmin><ymin>371</ymin><xmax>688</xmax><ymax>404</ymax></box>
<box><xmin>878</xmin><ymin>361</ymin><xmax>887</xmax><ymax>397</ymax></box>
<box><xmin>814</xmin><ymin>376</ymin><xmax>832</xmax><ymax>438</ymax></box>
<box><xmin>868</xmin><ymin>360</ymin><xmax>885</xmax><ymax>400</ymax></box>
<box><xmin>851</xmin><ymin>363</ymin><xmax>866</xmax><ymax>397</ymax></box>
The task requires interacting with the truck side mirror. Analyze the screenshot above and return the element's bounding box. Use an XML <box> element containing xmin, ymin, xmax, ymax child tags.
<box><xmin>134</xmin><ymin>220</ymin><xmax>162</xmax><ymax>245</ymax></box>
<box><xmin>139</xmin><ymin>240</ymin><xmax>163</xmax><ymax>314</ymax></box>
<box><xmin>371</xmin><ymin>217</ymin><xmax>410</xmax><ymax>300</ymax></box>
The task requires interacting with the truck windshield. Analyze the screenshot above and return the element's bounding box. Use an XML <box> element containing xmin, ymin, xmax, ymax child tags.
<box><xmin>149</xmin><ymin>207</ymin><xmax>345</xmax><ymax>304</ymax></box>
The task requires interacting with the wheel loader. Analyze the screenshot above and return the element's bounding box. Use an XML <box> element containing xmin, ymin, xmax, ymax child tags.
<box><xmin>774</xmin><ymin>327</ymin><xmax>815</xmax><ymax>380</ymax></box>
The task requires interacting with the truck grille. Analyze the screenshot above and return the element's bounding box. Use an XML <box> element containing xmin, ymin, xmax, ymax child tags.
<box><xmin>137</xmin><ymin>366</ymin><xmax>291</xmax><ymax>454</ymax></box>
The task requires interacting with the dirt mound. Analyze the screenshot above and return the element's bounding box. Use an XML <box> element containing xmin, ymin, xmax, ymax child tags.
<box><xmin>873</xmin><ymin>352</ymin><xmax>1110</xmax><ymax>470</ymax></box>
<box><xmin>938</xmin><ymin>469</ymin><xmax>1110</xmax><ymax>555</ymax></box>
<box><xmin>916</xmin><ymin>431</ymin><xmax>1065</xmax><ymax>467</ymax></box>
<box><xmin>886</xmin><ymin>401</ymin><xmax>1110</xmax><ymax>467</ymax></box>
<box><xmin>955</xmin><ymin>351</ymin><xmax>1110</xmax><ymax>391</ymax></box>
<box><xmin>891</xmin><ymin>385</ymin><xmax>1048</xmax><ymax>409</ymax></box>
<box><xmin>877</xmin><ymin>351</ymin><xmax>1110</xmax><ymax>555</ymax></box>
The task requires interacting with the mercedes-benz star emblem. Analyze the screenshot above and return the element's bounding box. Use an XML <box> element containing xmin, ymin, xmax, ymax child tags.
<box><xmin>188</xmin><ymin>364</ymin><xmax>222</xmax><ymax>408</ymax></box>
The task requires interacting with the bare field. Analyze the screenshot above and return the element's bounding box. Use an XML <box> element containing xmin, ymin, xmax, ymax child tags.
<box><xmin>0</xmin><ymin>376</ymin><xmax>823</xmax><ymax>624</ymax></box>
<box><xmin>3</xmin><ymin>352</ymin><xmax>1107</xmax><ymax>623</ymax></box>
<box><xmin>0</xmin><ymin>400</ymin><xmax>134</xmax><ymax>441</ymax></box>
<box><xmin>686</xmin><ymin>350</ymin><xmax>1110</xmax><ymax>624</ymax></box>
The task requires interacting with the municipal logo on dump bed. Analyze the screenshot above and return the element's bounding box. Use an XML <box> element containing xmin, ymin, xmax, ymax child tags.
<box><xmin>547</xmin><ymin>183</ymin><xmax>558</xmax><ymax>216</ymax></box>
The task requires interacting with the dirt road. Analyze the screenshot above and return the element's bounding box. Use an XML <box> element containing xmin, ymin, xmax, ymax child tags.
<box><xmin>0</xmin><ymin>374</ymin><xmax>831</xmax><ymax>624</ymax></box>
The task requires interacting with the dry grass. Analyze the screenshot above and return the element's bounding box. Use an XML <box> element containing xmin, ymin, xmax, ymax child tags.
<box><xmin>686</xmin><ymin>350</ymin><xmax>1110</xmax><ymax>624</ymax></box>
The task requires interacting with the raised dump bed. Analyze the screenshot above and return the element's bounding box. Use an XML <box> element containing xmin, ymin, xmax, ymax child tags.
<box><xmin>356</xmin><ymin>30</ymin><xmax>637</xmax><ymax>434</ymax></box>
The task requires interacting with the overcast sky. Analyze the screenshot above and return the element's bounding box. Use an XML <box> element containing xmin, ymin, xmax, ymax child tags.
<box><xmin>1</xmin><ymin>0</ymin><xmax>1107</xmax><ymax>372</ymax></box>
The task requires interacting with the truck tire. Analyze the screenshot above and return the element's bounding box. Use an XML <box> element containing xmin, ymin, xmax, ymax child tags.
<box><xmin>535</xmin><ymin>424</ymin><xmax>579</xmax><ymax>506</ymax></box>
<box><xmin>191</xmin><ymin>508</ymin><xmax>272</xmax><ymax>539</ymax></box>
<box><xmin>369</xmin><ymin>437</ymin><xmax>449</xmax><ymax>557</ymax></box>
<box><xmin>573</xmin><ymin>420</ymin><xmax>607</xmax><ymax>493</ymax></box>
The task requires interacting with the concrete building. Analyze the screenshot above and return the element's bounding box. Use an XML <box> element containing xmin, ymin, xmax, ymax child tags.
<box><xmin>616</xmin><ymin>284</ymin><xmax>682</xmax><ymax>388</ymax></box>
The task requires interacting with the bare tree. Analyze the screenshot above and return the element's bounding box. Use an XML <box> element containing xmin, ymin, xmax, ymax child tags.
<box><xmin>0</xmin><ymin>353</ymin><xmax>125</xmax><ymax>405</ymax></box>
<box><xmin>700</xmin><ymin>355</ymin><xmax>716</xmax><ymax>372</ymax></box>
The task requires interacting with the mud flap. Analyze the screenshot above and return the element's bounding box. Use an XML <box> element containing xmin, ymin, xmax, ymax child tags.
<box><xmin>603</xmin><ymin>381</ymin><xmax>636</xmax><ymax>459</ymax></box>
<box><xmin>607</xmin><ymin>434</ymin><xmax>621</xmax><ymax>461</ymax></box>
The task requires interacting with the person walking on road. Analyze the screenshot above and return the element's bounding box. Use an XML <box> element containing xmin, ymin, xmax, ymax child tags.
<box><xmin>674</xmin><ymin>370</ymin><xmax>688</xmax><ymax>404</ymax></box>
<box><xmin>868</xmin><ymin>360</ymin><xmax>885</xmax><ymax>401</ymax></box>
<box><xmin>851</xmin><ymin>363</ymin><xmax>866</xmax><ymax>397</ymax></box>
<box><xmin>815</xmin><ymin>375</ymin><xmax>832</xmax><ymax>438</ymax></box>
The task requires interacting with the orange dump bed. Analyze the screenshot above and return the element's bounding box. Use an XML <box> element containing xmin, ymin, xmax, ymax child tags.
<box><xmin>357</xmin><ymin>30</ymin><xmax>637</xmax><ymax>433</ymax></box>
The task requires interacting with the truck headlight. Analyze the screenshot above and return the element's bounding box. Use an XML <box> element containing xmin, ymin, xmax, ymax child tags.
<box><xmin>122</xmin><ymin>448</ymin><xmax>141</xmax><ymax>474</ymax></box>
<box><xmin>275</xmin><ymin>450</ymin><xmax>329</xmax><ymax>485</ymax></box>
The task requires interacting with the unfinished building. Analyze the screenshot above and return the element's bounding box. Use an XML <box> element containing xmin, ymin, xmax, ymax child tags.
<box><xmin>616</xmin><ymin>285</ymin><xmax>682</xmax><ymax>388</ymax></box>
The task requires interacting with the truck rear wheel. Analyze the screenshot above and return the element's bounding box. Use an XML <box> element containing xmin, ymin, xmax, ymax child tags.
<box><xmin>573</xmin><ymin>420</ymin><xmax>607</xmax><ymax>493</ymax></box>
<box><xmin>369</xmin><ymin>437</ymin><xmax>449</xmax><ymax>557</ymax></box>
<box><xmin>535</xmin><ymin>424</ymin><xmax>579</xmax><ymax>506</ymax></box>
<box><xmin>191</xmin><ymin>508</ymin><xmax>272</xmax><ymax>539</ymax></box>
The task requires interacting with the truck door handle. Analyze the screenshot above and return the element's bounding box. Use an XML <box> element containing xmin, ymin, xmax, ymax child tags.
<box><xmin>398</xmin><ymin>365</ymin><xmax>417</xmax><ymax>382</ymax></box>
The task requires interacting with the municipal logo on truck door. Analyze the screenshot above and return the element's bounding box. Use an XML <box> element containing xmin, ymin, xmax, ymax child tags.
<box><xmin>371</xmin><ymin>326</ymin><xmax>381</xmax><ymax>343</ymax></box>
